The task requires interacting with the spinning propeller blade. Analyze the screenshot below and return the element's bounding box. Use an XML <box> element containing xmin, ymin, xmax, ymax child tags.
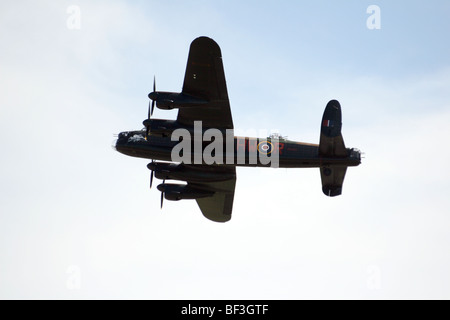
<box><xmin>145</xmin><ymin>77</ymin><xmax>157</xmax><ymax>138</ymax></box>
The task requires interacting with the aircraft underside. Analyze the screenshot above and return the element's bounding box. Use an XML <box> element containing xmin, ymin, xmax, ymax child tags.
<box><xmin>115</xmin><ymin>37</ymin><xmax>361</xmax><ymax>222</ymax></box>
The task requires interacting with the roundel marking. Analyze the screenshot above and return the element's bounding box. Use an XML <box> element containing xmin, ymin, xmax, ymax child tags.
<box><xmin>257</xmin><ymin>141</ymin><xmax>274</xmax><ymax>154</ymax></box>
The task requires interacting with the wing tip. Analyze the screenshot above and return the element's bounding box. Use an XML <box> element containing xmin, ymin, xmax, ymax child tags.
<box><xmin>191</xmin><ymin>36</ymin><xmax>221</xmax><ymax>55</ymax></box>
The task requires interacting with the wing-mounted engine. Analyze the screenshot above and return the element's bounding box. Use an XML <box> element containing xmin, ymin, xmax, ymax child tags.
<box><xmin>157</xmin><ymin>183</ymin><xmax>214</xmax><ymax>200</ymax></box>
<box><xmin>148</xmin><ymin>161</ymin><xmax>235</xmax><ymax>211</ymax></box>
<box><xmin>142</xmin><ymin>119</ymin><xmax>180</xmax><ymax>137</ymax></box>
<box><xmin>147</xmin><ymin>162</ymin><xmax>235</xmax><ymax>184</ymax></box>
<box><xmin>157</xmin><ymin>183</ymin><xmax>214</xmax><ymax>208</ymax></box>
<box><xmin>148</xmin><ymin>91</ymin><xmax>208</xmax><ymax>110</ymax></box>
<box><xmin>142</xmin><ymin>77</ymin><xmax>209</xmax><ymax>138</ymax></box>
<box><xmin>142</xmin><ymin>118</ymin><xmax>227</xmax><ymax>138</ymax></box>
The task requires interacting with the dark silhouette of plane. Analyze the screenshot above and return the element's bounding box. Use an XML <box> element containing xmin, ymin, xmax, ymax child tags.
<box><xmin>115</xmin><ymin>37</ymin><xmax>361</xmax><ymax>222</ymax></box>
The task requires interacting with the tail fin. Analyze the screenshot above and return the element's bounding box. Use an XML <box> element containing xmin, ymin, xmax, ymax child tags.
<box><xmin>319</xmin><ymin>100</ymin><xmax>349</xmax><ymax>197</ymax></box>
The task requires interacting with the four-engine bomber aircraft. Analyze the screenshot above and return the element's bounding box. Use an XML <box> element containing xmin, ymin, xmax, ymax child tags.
<box><xmin>115</xmin><ymin>37</ymin><xmax>361</xmax><ymax>222</ymax></box>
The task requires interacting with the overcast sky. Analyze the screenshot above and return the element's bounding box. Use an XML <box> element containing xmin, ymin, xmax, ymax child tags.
<box><xmin>1</xmin><ymin>0</ymin><xmax>450</xmax><ymax>299</ymax></box>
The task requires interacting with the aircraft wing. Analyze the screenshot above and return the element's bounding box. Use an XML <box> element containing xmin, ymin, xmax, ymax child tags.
<box><xmin>177</xmin><ymin>37</ymin><xmax>234</xmax><ymax>130</ymax></box>
<box><xmin>178</xmin><ymin>37</ymin><xmax>236</xmax><ymax>222</ymax></box>
<box><xmin>188</xmin><ymin>166</ymin><xmax>236</xmax><ymax>222</ymax></box>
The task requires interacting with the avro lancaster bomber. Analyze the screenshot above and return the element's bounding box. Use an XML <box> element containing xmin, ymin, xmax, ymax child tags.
<box><xmin>115</xmin><ymin>37</ymin><xmax>361</xmax><ymax>222</ymax></box>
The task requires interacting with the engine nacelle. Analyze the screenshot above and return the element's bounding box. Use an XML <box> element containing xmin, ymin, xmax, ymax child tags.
<box><xmin>142</xmin><ymin>119</ymin><xmax>181</xmax><ymax>137</ymax></box>
<box><xmin>143</xmin><ymin>118</ymin><xmax>228</xmax><ymax>138</ymax></box>
<box><xmin>157</xmin><ymin>183</ymin><xmax>214</xmax><ymax>201</ymax></box>
<box><xmin>148</xmin><ymin>92</ymin><xmax>208</xmax><ymax>110</ymax></box>
<box><xmin>148</xmin><ymin>162</ymin><xmax>235</xmax><ymax>183</ymax></box>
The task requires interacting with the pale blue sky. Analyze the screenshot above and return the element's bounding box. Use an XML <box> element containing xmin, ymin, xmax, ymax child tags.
<box><xmin>1</xmin><ymin>1</ymin><xmax>450</xmax><ymax>299</ymax></box>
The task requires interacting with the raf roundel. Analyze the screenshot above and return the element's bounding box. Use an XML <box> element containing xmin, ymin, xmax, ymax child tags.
<box><xmin>257</xmin><ymin>141</ymin><xmax>273</xmax><ymax>155</ymax></box>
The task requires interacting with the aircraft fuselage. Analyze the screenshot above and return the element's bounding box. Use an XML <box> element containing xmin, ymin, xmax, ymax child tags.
<box><xmin>115</xmin><ymin>130</ymin><xmax>361</xmax><ymax>168</ymax></box>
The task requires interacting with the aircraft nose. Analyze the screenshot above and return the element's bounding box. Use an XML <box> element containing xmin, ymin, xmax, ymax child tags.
<box><xmin>114</xmin><ymin>132</ymin><xmax>129</xmax><ymax>151</ymax></box>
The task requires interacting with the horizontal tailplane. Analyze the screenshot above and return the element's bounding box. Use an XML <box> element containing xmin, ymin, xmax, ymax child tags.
<box><xmin>319</xmin><ymin>100</ymin><xmax>348</xmax><ymax>158</ymax></box>
<box><xmin>319</xmin><ymin>100</ymin><xmax>349</xmax><ymax>197</ymax></box>
<box><xmin>320</xmin><ymin>166</ymin><xmax>347</xmax><ymax>197</ymax></box>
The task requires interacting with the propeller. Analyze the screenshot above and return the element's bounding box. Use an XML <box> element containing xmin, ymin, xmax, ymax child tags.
<box><xmin>150</xmin><ymin>169</ymin><xmax>154</xmax><ymax>189</ymax></box>
<box><xmin>149</xmin><ymin>76</ymin><xmax>156</xmax><ymax>117</ymax></box>
<box><xmin>147</xmin><ymin>161</ymin><xmax>156</xmax><ymax>189</ymax></box>
<box><xmin>160</xmin><ymin>179</ymin><xmax>165</xmax><ymax>209</ymax></box>
<box><xmin>145</xmin><ymin>76</ymin><xmax>156</xmax><ymax>138</ymax></box>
